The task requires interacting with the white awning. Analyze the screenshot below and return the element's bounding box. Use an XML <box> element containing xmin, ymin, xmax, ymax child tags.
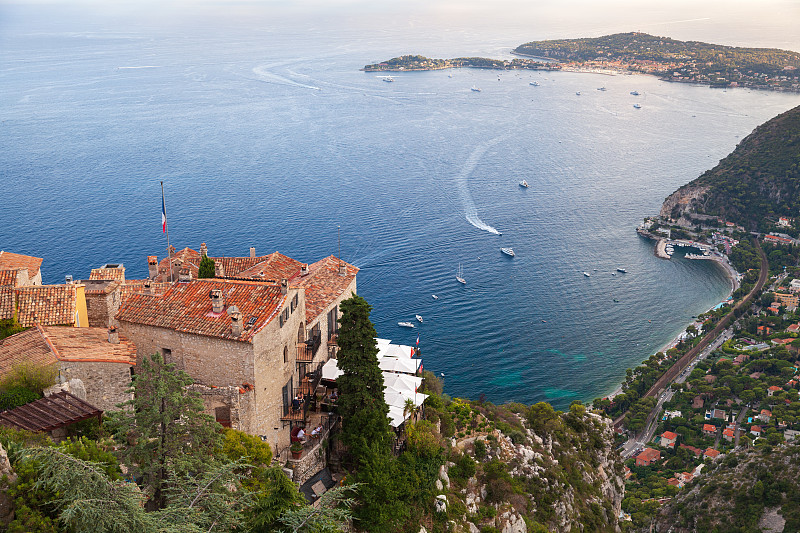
<box><xmin>383</xmin><ymin>372</ymin><xmax>423</xmax><ymax>394</ymax></box>
<box><xmin>376</xmin><ymin>338</ymin><xmax>392</xmax><ymax>349</ymax></box>
<box><xmin>379</xmin><ymin>344</ymin><xmax>414</xmax><ymax>358</ymax></box>
<box><xmin>388</xmin><ymin>405</ymin><xmax>407</xmax><ymax>428</ymax></box>
<box><xmin>384</xmin><ymin>387</ymin><xmax>428</xmax><ymax>409</ymax></box>
<box><xmin>321</xmin><ymin>358</ymin><xmax>342</xmax><ymax>381</ymax></box>
<box><xmin>378</xmin><ymin>357</ymin><xmax>420</xmax><ymax>375</ymax></box>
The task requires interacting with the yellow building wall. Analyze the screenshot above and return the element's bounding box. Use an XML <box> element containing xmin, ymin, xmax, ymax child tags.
<box><xmin>75</xmin><ymin>285</ymin><xmax>89</xmax><ymax>327</ymax></box>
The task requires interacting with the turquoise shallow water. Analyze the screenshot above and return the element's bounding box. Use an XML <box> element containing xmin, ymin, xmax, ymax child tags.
<box><xmin>2</xmin><ymin>5</ymin><xmax>800</xmax><ymax>408</ymax></box>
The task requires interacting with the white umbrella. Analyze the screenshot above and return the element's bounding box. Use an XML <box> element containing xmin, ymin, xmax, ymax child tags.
<box><xmin>321</xmin><ymin>358</ymin><xmax>342</xmax><ymax>381</ymax></box>
<box><xmin>387</xmin><ymin>405</ymin><xmax>407</xmax><ymax>428</ymax></box>
<box><xmin>384</xmin><ymin>387</ymin><xmax>428</xmax><ymax>409</ymax></box>
<box><xmin>376</xmin><ymin>338</ymin><xmax>392</xmax><ymax>349</ymax></box>
<box><xmin>383</xmin><ymin>372</ymin><xmax>423</xmax><ymax>394</ymax></box>
<box><xmin>378</xmin><ymin>357</ymin><xmax>420</xmax><ymax>375</ymax></box>
<box><xmin>382</xmin><ymin>344</ymin><xmax>414</xmax><ymax>358</ymax></box>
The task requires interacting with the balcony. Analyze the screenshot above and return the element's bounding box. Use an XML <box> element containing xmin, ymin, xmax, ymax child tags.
<box><xmin>296</xmin><ymin>343</ymin><xmax>313</xmax><ymax>363</ymax></box>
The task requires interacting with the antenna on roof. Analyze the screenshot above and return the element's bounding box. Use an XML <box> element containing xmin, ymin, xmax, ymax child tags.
<box><xmin>338</xmin><ymin>226</ymin><xmax>341</xmax><ymax>265</ymax></box>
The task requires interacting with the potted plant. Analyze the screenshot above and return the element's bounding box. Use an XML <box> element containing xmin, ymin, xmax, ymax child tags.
<box><xmin>290</xmin><ymin>441</ymin><xmax>303</xmax><ymax>459</ymax></box>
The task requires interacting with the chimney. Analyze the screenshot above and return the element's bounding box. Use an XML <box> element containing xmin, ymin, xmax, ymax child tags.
<box><xmin>210</xmin><ymin>289</ymin><xmax>224</xmax><ymax>313</ymax></box>
<box><xmin>227</xmin><ymin>305</ymin><xmax>242</xmax><ymax>337</ymax></box>
<box><xmin>144</xmin><ymin>279</ymin><xmax>153</xmax><ymax>294</ymax></box>
<box><xmin>215</xmin><ymin>261</ymin><xmax>225</xmax><ymax>278</ymax></box>
<box><xmin>280</xmin><ymin>278</ymin><xmax>288</xmax><ymax>295</ymax></box>
<box><xmin>108</xmin><ymin>326</ymin><xmax>119</xmax><ymax>344</ymax></box>
<box><xmin>339</xmin><ymin>263</ymin><xmax>348</xmax><ymax>277</ymax></box>
<box><xmin>249</xmin><ymin>247</ymin><xmax>256</xmax><ymax>258</ymax></box>
<box><xmin>200</xmin><ymin>242</ymin><xmax>208</xmax><ymax>257</ymax></box>
<box><xmin>179</xmin><ymin>266</ymin><xmax>192</xmax><ymax>282</ymax></box>
<box><xmin>65</xmin><ymin>275</ymin><xmax>73</xmax><ymax>284</ymax></box>
<box><xmin>300</xmin><ymin>263</ymin><xmax>309</xmax><ymax>276</ymax></box>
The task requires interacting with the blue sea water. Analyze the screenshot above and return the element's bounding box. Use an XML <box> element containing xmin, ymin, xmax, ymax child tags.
<box><xmin>2</xmin><ymin>4</ymin><xmax>800</xmax><ymax>408</ymax></box>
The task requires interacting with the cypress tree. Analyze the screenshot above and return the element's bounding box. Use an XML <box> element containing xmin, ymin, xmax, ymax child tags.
<box><xmin>336</xmin><ymin>295</ymin><xmax>391</xmax><ymax>458</ymax></box>
<box><xmin>198</xmin><ymin>254</ymin><xmax>215</xmax><ymax>278</ymax></box>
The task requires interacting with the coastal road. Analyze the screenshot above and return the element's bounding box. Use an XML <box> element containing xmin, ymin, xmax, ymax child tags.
<box><xmin>613</xmin><ymin>237</ymin><xmax>768</xmax><ymax>432</ymax></box>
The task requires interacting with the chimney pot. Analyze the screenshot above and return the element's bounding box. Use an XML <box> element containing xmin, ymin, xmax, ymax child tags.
<box><xmin>65</xmin><ymin>275</ymin><xmax>73</xmax><ymax>284</ymax></box>
<box><xmin>108</xmin><ymin>326</ymin><xmax>119</xmax><ymax>344</ymax></box>
<box><xmin>280</xmin><ymin>278</ymin><xmax>288</xmax><ymax>295</ymax></box>
<box><xmin>300</xmin><ymin>263</ymin><xmax>309</xmax><ymax>276</ymax></box>
<box><xmin>200</xmin><ymin>242</ymin><xmax>208</xmax><ymax>257</ymax></box>
<box><xmin>339</xmin><ymin>264</ymin><xmax>347</xmax><ymax>276</ymax></box>
<box><xmin>215</xmin><ymin>261</ymin><xmax>225</xmax><ymax>278</ymax></box>
<box><xmin>210</xmin><ymin>289</ymin><xmax>224</xmax><ymax>313</ymax></box>
<box><xmin>227</xmin><ymin>305</ymin><xmax>242</xmax><ymax>337</ymax></box>
<box><xmin>179</xmin><ymin>266</ymin><xmax>192</xmax><ymax>282</ymax></box>
<box><xmin>249</xmin><ymin>247</ymin><xmax>256</xmax><ymax>258</ymax></box>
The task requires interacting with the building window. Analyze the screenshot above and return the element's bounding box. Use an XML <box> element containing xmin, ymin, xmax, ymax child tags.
<box><xmin>162</xmin><ymin>348</ymin><xmax>172</xmax><ymax>363</ymax></box>
<box><xmin>215</xmin><ymin>407</ymin><xmax>231</xmax><ymax>428</ymax></box>
<box><xmin>284</xmin><ymin>345</ymin><xmax>288</xmax><ymax>363</ymax></box>
<box><xmin>291</xmin><ymin>294</ymin><xmax>298</xmax><ymax>313</ymax></box>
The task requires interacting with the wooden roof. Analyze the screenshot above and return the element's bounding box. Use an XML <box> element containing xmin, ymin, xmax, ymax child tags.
<box><xmin>0</xmin><ymin>391</ymin><xmax>101</xmax><ymax>432</ymax></box>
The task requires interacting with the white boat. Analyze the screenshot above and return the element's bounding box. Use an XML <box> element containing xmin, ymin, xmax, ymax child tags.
<box><xmin>633</xmin><ymin>103</ymin><xmax>641</xmax><ymax>109</ymax></box>
<box><xmin>383</xmin><ymin>76</ymin><xmax>394</xmax><ymax>82</ymax></box>
<box><xmin>617</xmin><ymin>268</ymin><xmax>627</xmax><ymax>273</ymax></box>
<box><xmin>530</xmin><ymin>81</ymin><xmax>539</xmax><ymax>86</ymax></box>
<box><xmin>501</xmin><ymin>248</ymin><xmax>515</xmax><ymax>257</ymax></box>
<box><xmin>630</xmin><ymin>90</ymin><xmax>640</xmax><ymax>96</ymax></box>
<box><xmin>471</xmin><ymin>86</ymin><xmax>481</xmax><ymax>92</ymax></box>
<box><xmin>583</xmin><ymin>272</ymin><xmax>591</xmax><ymax>277</ymax></box>
<box><xmin>432</xmin><ymin>294</ymin><xmax>439</xmax><ymax>300</ymax></box>
<box><xmin>398</xmin><ymin>322</ymin><xmax>415</xmax><ymax>328</ymax></box>
<box><xmin>416</xmin><ymin>315</ymin><xmax>423</xmax><ymax>323</ymax></box>
<box><xmin>597</xmin><ymin>87</ymin><xmax>606</xmax><ymax>91</ymax></box>
<box><xmin>456</xmin><ymin>263</ymin><xmax>466</xmax><ymax>284</ymax></box>
<box><xmin>576</xmin><ymin>91</ymin><xmax>581</xmax><ymax>95</ymax></box>
<box><xmin>519</xmin><ymin>180</ymin><xmax>529</xmax><ymax>188</ymax></box>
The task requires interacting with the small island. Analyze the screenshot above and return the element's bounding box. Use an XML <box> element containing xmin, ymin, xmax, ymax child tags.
<box><xmin>364</xmin><ymin>32</ymin><xmax>800</xmax><ymax>92</ymax></box>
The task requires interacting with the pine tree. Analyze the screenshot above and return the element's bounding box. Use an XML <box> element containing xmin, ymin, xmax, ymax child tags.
<box><xmin>113</xmin><ymin>352</ymin><xmax>222</xmax><ymax>510</ymax></box>
<box><xmin>335</xmin><ymin>295</ymin><xmax>391</xmax><ymax>458</ymax></box>
<box><xmin>198</xmin><ymin>254</ymin><xmax>215</xmax><ymax>278</ymax></box>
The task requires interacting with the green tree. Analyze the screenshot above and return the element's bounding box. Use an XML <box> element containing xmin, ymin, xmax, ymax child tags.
<box><xmin>336</xmin><ymin>295</ymin><xmax>391</xmax><ymax>457</ymax></box>
<box><xmin>113</xmin><ymin>352</ymin><xmax>222</xmax><ymax>510</ymax></box>
<box><xmin>198</xmin><ymin>255</ymin><xmax>215</xmax><ymax>278</ymax></box>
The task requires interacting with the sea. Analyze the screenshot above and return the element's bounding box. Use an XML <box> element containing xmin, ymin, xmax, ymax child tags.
<box><xmin>2</xmin><ymin>2</ymin><xmax>800</xmax><ymax>408</ymax></box>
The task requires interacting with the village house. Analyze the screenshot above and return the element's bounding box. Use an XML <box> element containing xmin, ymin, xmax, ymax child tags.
<box><xmin>702</xmin><ymin>423</ymin><xmax>717</xmax><ymax>438</ymax></box>
<box><xmin>0</xmin><ymin>250</ymin><xmax>43</xmax><ymax>286</ymax></box>
<box><xmin>722</xmin><ymin>428</ymin><xmax>735</xmax><ymax>442</ymax></box>
<box><xmin>0</xmin><ymin>324</ymin><xmax>136</xmax><ymax>411</ymax></box>
<box><xmin>679</xmin><ymin>443</ymin><xmax>704</xmax><ymax>457</ymax></box>
<box><xmin>660</xmin><ymin>430</ymin><xmax>678</xmax><ymax>448</ymax></box>
<box><xmin>786</xmin><ymin>323</ymin><xmax>800</xmax><ymax>334</ymax></box>
<box><xmin>116</xmin><ymin>246</ymin><xmax>358</xmax><ymax>459</ymax></box>
<box><xmin>704</xmin><ymin>448</ymin><xmax>721</xmax><ymax>460</ymax></box>
<box><xmin>2</xmin><ymin>283</ymin><xmax>89</xmax><ymax>328</ymax></box>
<box><xmin>751</xmin><ymin>425</ymin><xmax>762</xmax><ymax>437</ymax></box>
<box><xmin>775</xmin><ymin>292</ymin><xmax>800</xmax><ymax>308</ymax></box>
<box><xmin>768</xmin><ymin>385</ymin><xmax>783</xmax><ymax>397</ymax></box>
<box><xmin>636</xmin><ymin>447</ymin><xmax>661</xmax><ymax>467</ymax></box>
<box><xmin>759</xmin><ymin>409</ymin><xmax>772</xmax><ymax>423</ymax></box>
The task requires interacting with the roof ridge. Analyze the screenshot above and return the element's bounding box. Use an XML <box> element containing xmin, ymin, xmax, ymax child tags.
<box><xmin>35</xmin><ymin>323</ymin><xmax>62</xmax><ymax>360</ymax></box>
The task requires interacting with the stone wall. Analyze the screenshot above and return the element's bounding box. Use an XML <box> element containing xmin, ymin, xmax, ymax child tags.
<box><xmin>307</xmin><ymin>277</ymin><xmax>357</xmax><ymax>362</ymax></box>
<box><xmin>189</xmin><ymin>383</ymin><xmax>255</xmax><ymax>434</ymax></box>
<box><xmin>58</xmin><ymin>361</ymin><xmax>133</xmax><ymax>412</ymax></box>
<box><xmin>289</xmin><ymin>440</ymin><xmax>328</xmax><ymax>485</ymax></box>
<box><xmin>84</xmin><ymin>287</ymin><xmax>121</xmax><ymax>329</ymax></box>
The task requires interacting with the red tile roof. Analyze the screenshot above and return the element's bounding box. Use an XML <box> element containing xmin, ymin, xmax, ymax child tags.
<box><xmin>0</xmin><ymin>251</ymin><xmax>43</xmax><ymax>278</ymax></box>
<box><xmin>0</xmin><ymin>270</ymin><xmax>19</xmax><ymax>287</ymax></box>
<box><xmin>703</xmin><ymin>424</ymin><xmax>717</xmax><ymax>433</ymax></box>
<box><xmin>704</xmin><ymin>448</ymin><xmax>721</xmax><ymax>458</ymax></box>
<box><xmin>769</xmin><ymin>385</ymin><xmax>783</xmax><ymax>391</ymax></box>
<box><xmin>0</xmin><ymin>280</ymin><xmax>14</xmax><ymax>321</ymax></box>
<box><xmin>722</xmin><ymin>428</ymin><xmax>735</xmax><ymax>437</ymax></box>
<box><xmin>0</xmin><ymin>327</ymin><xmax>58</xmax><ymax>372</ymax></box>
<box><xmin>235</xmin><ymin>252</ymin><xmax>303</xmax><ymax>281</ymax></box>
<box><xmin>679</xmin><ymin>444</ymin><xmax>704</xmax><ymax>457</ymax></box>
<box><xmin>636</xmin><ymin>447</ymin><xmax>661</xmax><ymax>463</ymax></box>
<box><xmin>14</xmin><ymin>284</ymin><xmax>80</xmax><ymax>327</ymax></box>
<box><xmin>117</xmin><ymin>279</ymin><xmax>284</xmax><ymax>342</ymax></box>
<box><xmin>294</xmin><ymin>256</ymin><xmax>358</xmax><ymax>324</ymax></box>
<box><xmin>662</xmin><ymin>431</ymin><xmax>678</xmax><ymax>441</ymax></box>
<box><xmin>89</xmin><ymin>268</ymin><xmax>125</xmax><ymax>282</ymax></box>
<box><xmin>751</xmin><ymin>425</ymin><xmax>762</xmax><ymax>432</ymax></box>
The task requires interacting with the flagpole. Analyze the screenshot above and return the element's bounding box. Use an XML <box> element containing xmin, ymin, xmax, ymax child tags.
<box><xmin>161</xmin><ymin>181</ymin><xmax>173</xmax><ymax>283</ymax></box>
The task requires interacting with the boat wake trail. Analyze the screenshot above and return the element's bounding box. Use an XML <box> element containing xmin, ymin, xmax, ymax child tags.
<box><xmin>456</xmin><ymin>136</ymin><xmax>506</xmax><ymax>235</ymax></box>
<box><xmin>252</xmin><ymin>64</ymin><xmax>321</xmax><ymax>91</ymax></box>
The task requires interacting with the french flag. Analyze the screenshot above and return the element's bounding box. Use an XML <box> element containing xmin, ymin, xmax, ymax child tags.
<box><xmin>161</xmin><ymin>191</ymin><xmax>167</xmax><ymax>233</ymax></box>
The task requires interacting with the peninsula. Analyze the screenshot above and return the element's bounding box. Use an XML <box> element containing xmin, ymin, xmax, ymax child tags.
<box><xmin>364</xmin><ymin>32</ymin><xmax>800</xmax><ymax>92</ymax></box>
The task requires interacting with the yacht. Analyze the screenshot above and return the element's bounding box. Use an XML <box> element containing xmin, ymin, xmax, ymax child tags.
<box><xmin>576</xmin><ymin>91</ymin><xmax>581</xmax><ymax>95</ymax></box>
<box><xmin>432</xmin><ymin>294</ymin><xmax>439</xmax><ymax>300</ymax></box>
<box><xmin>456</xmin><ymin>263</ymin><xmax>466</xmax><ymax>284</ymax></box>
<box><xmin>519</xmin><ymin>180</ymin><xmax>529</xmax><ymax>188</ymax></box>
<box><xmin>501</xmin><ymin>248</ymin><xmax>515</xmax><ymax>257</ymax></box>
<box><xmin>583</xmin><ymin>272</ymin><xmax>591</xmax><ymax>277</ymax></box>
<box><xmin>617</xmin><ymin>268</ymin><xmax>627</xmax><ymax>273</ymax></box>
<box><xmin>630</xmin><ymin>91</ymin><xmax>640</xmax><ymax>96</ymax></box>
<box><xmin>471</xmin><ymin>86</ymin><xmax>481</xmax><ymax>92</ymax></box>
<box><xmin>530</xmin><ymin>81</ymin><xmax>539</xmax><ymax>86</ymax></box>
<box><xmin>597</xmin><ymin>87</ymin><xmax>606</xmax><ymax>91</ymax></box>
<box><xmin>416</xmin><ymin>315</ymin><xmax>424</xmax><ymax>323</ymax></box>
<box><xmin>383</xmin><ymin>76</ymin><xmax>394</xmax><ymax>82</ymax></box>
<box><xmin>398</xmin><ymin>322</ymin><xmax>415</xmax><ymax>328</ymax></box>
<box><xmin>633</xmin><ymin>103</ymin><xmax>642</xmax><ymax>109</ymax></box>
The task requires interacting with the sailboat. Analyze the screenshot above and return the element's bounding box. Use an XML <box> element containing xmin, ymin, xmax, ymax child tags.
<box><xmin>456</xmin><ymin>264</ymin><xmax>466</xmax><ymax>284</ymax></box>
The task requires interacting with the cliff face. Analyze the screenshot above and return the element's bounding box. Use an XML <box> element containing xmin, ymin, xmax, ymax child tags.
<box><xmin>654</xmin><ymin>442</ymin><xmax>800</xmax><ymax>532</ymax></box>
<box><xmin>431</xmin><ymin>403</ymin><xmax>624</xmax><ymax>533</ymax></box>
<box><xmin>659</xmin><ymin>104</ymin><xmax>800</xmax><ymax>230</ymax></box>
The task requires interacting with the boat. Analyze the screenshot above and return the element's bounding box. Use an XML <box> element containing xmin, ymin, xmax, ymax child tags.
<box><xmin>383</xmin><ymin>76</ymin><xmax>394</xmax><ymax>82</ymax></box>
<box><xmin>575</xmin><ymin>91</ymin><xmax>581</xmax><ymax>95</ymax></box>
<box><xmin>530</xmin><ymin>81</ymin><xmax>539</xmax><ymax>86</ymax></box>
<box><xmin>583</xmin><ymin>272</ymin><xmax>591</xmax><ymax>277</ymax></box>
<box><xmin>416</xmin><ymin>315</ymin><xmax>423</xmax><ymax>323</ymax></box>
<box><xmin>597</xmin><ymin>87</ymin><xmax>606</xmax><ymax>91</ymax></box>
<box><xmin>398</xmin><ymin>322</ymin><xmax>415</xmax><ymax>328</ymax></box>
<box><xmin>613</xmin><ymin>298</ymin><xmax>620</xmax><ymax>303</ymax></box>
<box><xmin>501</xmin><ymin>248</ymin><xmax>515</xmax><ymax>257</ymax></box>
<box><xmin>519</xmin><ymin>180</ymin><xmax>529</xmax><ymax>188</ymax></box>
<box><xmin>633</xmin><ymin>103</ymin><xmax>641</xmax><ymax>109</ymax></box>
<box><xmin>617</xmin><ymin>268</ymin><xmax>627</xmax><ymax>273</ymax></box>
<box><xmin>432</xmin><ymin>294</ymin><xmax>439</xmax><ymax>300</ymax></box>
<box><xmin>471</xmin><ymin>86</ymin><xmax>481</xmax><ymax>92</ymax></box>
<box><xmin>456</xmin><ymin>264</ymin><xmax>466</xmax><ymax>284</ymax></box>
<box><xmin>630</xmin><ymin>90</ymin><xmax>640</xmax><ymax>96</ymax></box>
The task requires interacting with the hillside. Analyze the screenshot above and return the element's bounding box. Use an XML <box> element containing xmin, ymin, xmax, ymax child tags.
<box><xmin>654</xmin><ymin>442</ymin><xmax>800</xmax><ymax>532</ymax></box>
<box><xmin>660</xmin><ymin>104</ymin><xmax>800</xmax><ymax>231</ymax></box>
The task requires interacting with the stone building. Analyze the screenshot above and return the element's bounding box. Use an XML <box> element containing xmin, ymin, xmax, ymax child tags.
<box><xmin>5</xmin><ymin>284</ymin><xmax>89</xmax><ymax>328</ymax></box>
<box><xmin>0</xmin><ymin>324</ymin><xmax>136</xmax><ymax>411</ymax></box>
<box><xmin>0</xmin><ymin>251</ymin><xmax>43</xmax><ymax>286</ymax></box>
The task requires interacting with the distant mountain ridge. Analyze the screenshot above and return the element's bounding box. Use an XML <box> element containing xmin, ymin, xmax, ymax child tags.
<box><xmin>661</xmin><ymin>104</ymin><xmax>800</xmax><ymax>230</ymax></box>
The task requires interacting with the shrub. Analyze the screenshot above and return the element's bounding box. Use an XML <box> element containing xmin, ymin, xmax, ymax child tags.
<box><xmin>474</xmin><ymin>439</ymin><xmax>487</xmax><ymax>460</ymax></box>
<box><xmin>0</xmin><ymin>386</ymin><xmax>41</xmax><ymax>411</ymax></box>
<box><xmin>0</xmin><ymin>362</ymin><xmax>58</xmax><ymax>396</ymax></box>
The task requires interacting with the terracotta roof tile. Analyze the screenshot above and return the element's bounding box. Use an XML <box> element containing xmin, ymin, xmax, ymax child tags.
<box><xmin>235</xmin><ymin>252</ymin><xmax>303</xmax><ymax>281</ymax></box>
<box><xmin>0</xmin><ymin>327</ymin><xmax>57</xmax><ymax>373</ymax></box>
<box><xmin>662</xmin><ymin>431</ymin><xmax>678</xmax><ymax>440</ymax></box>
<box><xmin>0</xmin><ymin>251</ymin><xmax>43</xmax><ymax>278</ymax></box>
<box><xmin>89</xmin><ymin>268</ymin><xmax>125</xmax><ymax>282</ymax></box>
<box><xmin>117</xmin><ymin>279</ymin><xmax>284</xmax><ymax>342</ymax></box>
<box><xmin>0</xmin><ymin>286</ymin><xmax>13</xmax><ymax>321</ymax></box>
<box><xmin>40</xmin><ymin>326</ymin><xmax>136</xmax><ymax>365</ymax></box>
<box><xmin>0</xmin><ymin>391</ymin><xmax>101</xmax><ymax>432</ymax></box>
<box><xmin>294</xmin><ymin>256</ymin><xmax>358</xmax><ymax>324</ymax></box>
<box><xmin>14</xmin><ymin>285</ymin><xmax>79</xmax><ymax>327</ymax></box>
<box><xmin>0</xmin><ymin>271</ymin><xmax>18</xmax><ymax>287</ymax></box>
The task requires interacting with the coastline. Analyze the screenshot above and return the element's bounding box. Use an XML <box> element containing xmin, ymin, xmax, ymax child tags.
<box><xmin>605</xmin><ymin>250</ymin><xmax>740</xmax><ymax>401</ymax></box>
